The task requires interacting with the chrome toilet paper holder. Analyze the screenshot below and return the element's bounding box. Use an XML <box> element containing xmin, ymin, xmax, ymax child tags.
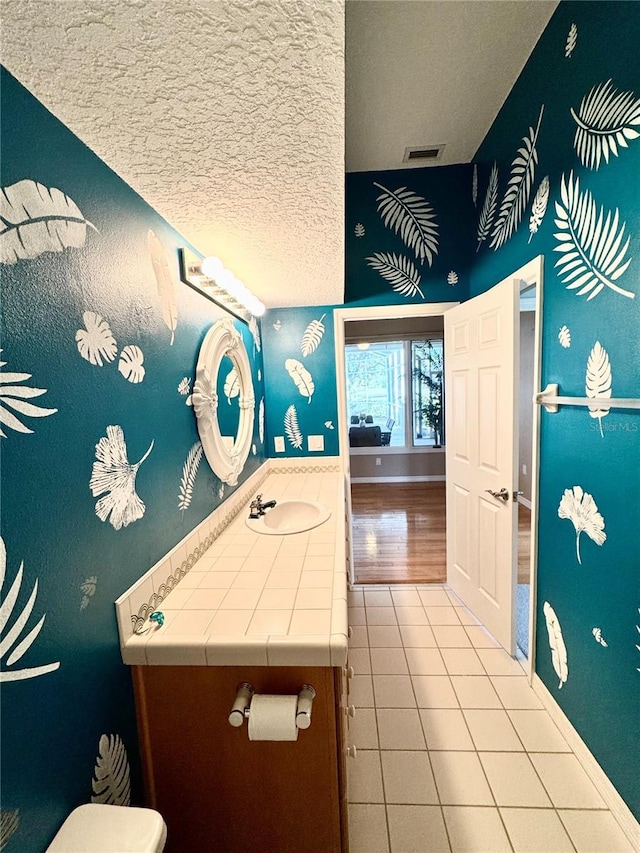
<box><xmin>228</xmin><ymin>682</ymin><xmax>316</xmax><ymax>730</ymax></box>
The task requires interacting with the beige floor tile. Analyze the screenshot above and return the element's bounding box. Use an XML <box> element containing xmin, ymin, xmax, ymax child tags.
<box><xmin>433</xmin><ymin>626</ymin><xmax>473</xmax><ymax>648</ymax></box>
<box><xmin>348</xmin><ymin>804</ymin><xmax>389</xmax><ymax>853</ymax></box>
<box><xmin>377</xmin><ymin>708</ymin><xmax>426</xmax><ymax>750</ymax></box>
<box><xmin>351</xmin><ymin>674</ymin><xmax>374</xmax><ymax>708</ymax></box>
<box><xmin>391</xmin><ymin>589</ymin><xmax>422</xmax><ymax>607</ymax></box>
<box><xmin>348</xmin><ymin>646</ymin><xmax>372</xmax><ymax>676</ymax></box>
<box><xmin>370</xmin><ymin>647</ymin><xmax>409</xmax><ymax>675</ymax></box>
<box><xmin>506</xmin><ymin>710</ymin><xmax>570</xmax><ymax>752</ymax></box>
<box><xmin>405</xmin><ymin>647</ymin><xmax>447</xmax><ymax>676</ymax></box>
<box><xmin>463</xmin><ymin>710</ymin><xmax>523</xmax><ymax>751</ymax></box>
<box><xmin>348</xmin><ymin>588</ymin><xmax>365</xmax><ymax>607</ymax></box>
<box><xmin>365</xmin><ymin>589</ymin><xmax>394</xmax><ymax>607</ymax></box>
<box><xmin>349</xmin><ymin>707</ymin><xmax>379</xmax><ymax>750</ymax></box>
<box><xmin>349</xmin><ymin>625</ymin><xmax>369</xmax><ymax>648</ymax></box>
<box><xmin>418</xmin><ymin>588</ymin><xmax>452</xmax><ymax>607</ymax></box>
<box><xmin>440</xmin><ymin>648</ymin><xmax>485</xmax><ymax>675</ymax></box>
<box><xmin>455</xmin><ymin>607</ymin><xmax>482</xmax><ymax>626</ymax></box>
<box><xmin>443</xmin><ymin>806</ymin><xmax>511</xmax><ymax>852</ymax></box>
<box><xmin>412</xmin><ymin>675</ymin><xmax>459</xmax><ymax>708</ymax></box>
<box><xmin>490</xmin><ymin>676</ymin><xmax>542</xmax><ymax>709</ymax></box>
<box><xmin>381</xmin><ymin>751</ymin><xmax>439</xmax><ymax>804</ymax></box>
<box><xmin>558</xmin><ymin>809</ymin><xmax>634</xmax><ymax>852</ymax></box>
<box><xmin>430</xmin><ymin>752</ymin><xmax>494</xmax><ymax>805</ymax></box>
<box><xmin>530</xmin><ymin>753</ymin><xmax>606</xmax><ymax>808</ymax></box>
<box><xmin>367</xmin><ymin>606</ymin><xmax>399</xmax><ymax>626</ymax></box>
<box><xmin>464</xmin><ymin>625</ymin><xmax>500</xmax><ymax>648</ymax></box>
<box><xmin>479</xmin><ymin>753</ymin><xmax>551</xmax><ymax>807</ymax></box>
<box><xmin>476</xmin><ymin>647</ymin><xmax>524</xmax><ymax>676</ymax></box>
<box><xmin>394</xmin><ymin>606</ymin><xmax>429</xmax><ymax>625</ymax></box>
<box><xmin>373</xmin><ymin>675</ymin><xmax>417</xmax><ymax>708</ymax></box>
<box><xmin>387</xmin><ymin>805</ymin><xmax>450</xmax><ymax>852</ymax></box>
<box><xmin>500</xmin><ymin>807</ymin><xmax>574</xmax><ymax>852</ymax></box>
<box><xmin>450</xmin><ymin>676</ymin><xmax>502</xmax><ymax>709</ymax></box>
<box><xmin>349</xmin><ymin>606</ymin><xmax>367</xmax><ymax>626</ymax></box>
<box><xmin>426</xmin><ymin>606</ymin><xmax>461</xmax><ymax>625</ymax></box>
<box><xmin>400</xmin><ymin>624</ymin><xmax>437</xmax><ymax>647</ymax></box>
<box><xmin>347</xmin><ymin>749</ymin><xmax>384</xmax><ymax>803</ymax></box>
<box><xmin>369</xmin><ymin>625</ymin><xmax>403</xmax><ymax>648</ymax></box>
<box><xmin>446</xmin><ymin>589</ymin><xmax>463</xmax><ymax>606</ymax></box>
<box><xmin>419</xmin><ymin>709</ymin><xmax>474</xmax><ymax>750</ymax></box>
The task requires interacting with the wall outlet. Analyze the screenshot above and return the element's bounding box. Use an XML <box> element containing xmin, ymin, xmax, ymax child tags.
<box><xmin>522</xmin><ymin>463</ymin><xmax>527</xmax><ymax>476</ymax></box>
<box><xmin>375</xmin><ymin>457</ymin><xmax>381</xmax><ymax>466</ymax></box>
<box><xmin>308</xmin><ymin>435</ymin><xmax>324</xmax><ymax>452</ymax></box>
<box><xmin>274</xmin><ymin>436</ymin><xmax>285</xmax><ymax>453</ymax></box>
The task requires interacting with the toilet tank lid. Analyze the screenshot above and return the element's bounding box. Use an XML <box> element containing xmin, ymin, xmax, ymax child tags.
<box><xmin>46</xmin><ymin>804</ymin><xmax>167</xmax><ymax>853</ymax></box>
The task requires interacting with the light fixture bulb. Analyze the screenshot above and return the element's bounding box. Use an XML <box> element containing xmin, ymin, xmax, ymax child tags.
<box><xmin>357</xmin><ymin>342</ymin><xmax>370</xmax><ymax>350</ymax></box>
<box><xmin>200</xmin><ymin>256</ymin><xmax>224</xmax><ymax>278</ymax></box>
<box><xmin>252</xmin><ymin>300</ymin><xmax>266</xmax><ymax>317</ymax></box>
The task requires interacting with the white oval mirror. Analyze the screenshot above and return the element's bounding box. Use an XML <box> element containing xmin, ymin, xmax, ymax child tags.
<box><xmin>193</xmin><ymin>319</ymin><xmax>255</xmax><ymax>486</ymax></box>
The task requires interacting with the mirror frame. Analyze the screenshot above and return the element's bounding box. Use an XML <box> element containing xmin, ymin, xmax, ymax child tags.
<box><xmin>193</xmin><ymin>319</ymin><xmax>255</xmax><ymax>486</ymax></box>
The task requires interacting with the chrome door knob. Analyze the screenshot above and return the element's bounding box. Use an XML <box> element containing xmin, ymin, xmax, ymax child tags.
<box><xmin>484</xmin><ymin>488</ymin><xmax>510</xmax><ymax>502</ymax></box>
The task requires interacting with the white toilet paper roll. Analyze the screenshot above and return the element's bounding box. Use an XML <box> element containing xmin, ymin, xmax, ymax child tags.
<box><xmin>247</xmin><ymin>694</ymin><xmax>299</xmax><ymax>742</ymax></box>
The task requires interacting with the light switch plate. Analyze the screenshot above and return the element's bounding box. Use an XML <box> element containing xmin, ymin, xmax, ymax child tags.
<box><xmin>308</xmin><ymin>435</ymin><xmax>324</xmax><ymax>452</ymax></box>
<box><xmin>274</xmin><ymin>436</ymin><xmax>285</xmax><ymax>453</ymax></box>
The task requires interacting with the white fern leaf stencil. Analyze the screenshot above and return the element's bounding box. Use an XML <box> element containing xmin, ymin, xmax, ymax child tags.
<box><xmin>0</xmin><ymin>538</ymin><xmax>60</xmax><ymax>683</ymax></box>
<box><xmin>178</xmin><ymin>441</ymin><xmax>203</xmax><ymax>512</ymax></box>
<box><xmin>284</xmin><ymin>404</ymin><xmax>303</xmax><ymax>449</ymax></box>
<box><xmin>571</xmin><ymin>79</ymin><xmax>640</xmax><ymax>170</ymax></box>
<box><xmin>558</xmin><ymin>485</ymin><xmax>606</xmax><ymax>565</ymax></box>
<box><xmin>543</xmin><ymin>602</ymin><xmax>568</xmax><ymax>689</ymax></box>
<box><xmin>80</xmin><ymin>575</ymin><xmax>98</xmax><ymax>611</ymax></box>
<box><xmin>89</xmin><ymin>425</ymin><xmax>154</xmax><ymax>530</ymax></box>
<box><xmin>76</xmin><ymin>312</ymin><xmax>117</xmax><ymax>367</ymax></box>
<box><xmin>224</xmin><ymin>367</ymin><xmax>240</xmax><ymax>403</ymax></box>
<box><xmin>259</xmin><ymin>398</ymin><xmax>265</xmax><ymax>443</ymax></box>
<box><xmin>285</xmin><ymin>359</ymin><xmax>315</xmax><ymax>403</ymax></box>
<box><xmin>592</xmin><ymin>627</ymin><xmax>608</xmax><ymax>647</ymax></box>
<box><xmin>0</xmin><ymin>809</ymin><xmax>19</xmax><ymax>850</ymax></box>
<box><xmin>148</xmin><ymin>229</ymin><xmax>177</xmax><ymax>345</ymax></box>
<box><xmin>528</xmin><ymin>175</ymin><xmax>550</xmax><ymax>242</ymax></box>
<box><xmin>554</xmin><ymin>171</ymin><xmax>634</xmax><ymax>300</ymax></box>
<box><xmin>366</xmin><ymin>252</ymin><xmax>424</xmax><ymax>299</ymax></box>
<box><xmin>491</xmin><ymin>105</ymin><xmax>544</xmax><ymax>249</ymax></box>
<box><xmin>447</xmin><ymin>271</ymin><xmax>458</xmax><ymax>286</ymax></box>
<box><xmin>472</xmin><ymin>164</ymin><xmax>478</xmax><ymax>207</ymax></box>
<box><xmin>373</xmin><ymin>182</ymin><xmax>439</xmax><ymax>266</ymax></box>
<box><xmin>476</xmin><ymin>162</ymin><xmax>498</xmax><ymax>251</ymax></box>
<box><xmin>0</xmin><ymin>179</ymin><xmax>97</xmax><ymax>265</ymax></box>
<box><xmin>354</xmin><ymin>222</ymin><xmax>365</xmax><ymax>238</ymax></box>
<box><xmin>558</xmin><ymin>326</ymin><xmax>571</xmax><ymax>348</ymax></box>
<box><xmin>91</xmin><ymin>734</ymin><xmax>131</xmax><ymax>806</ymax></box>
<box><xmin>301</xmin><ymin>314</ymin><xmax>326</xmax><ymax>357</ymax></box>
<box><xmin>585</xmin><ymin>342</ymin><xmax>612</xmax><ymax>437</ymax></box>
<box><xmin>565</xmin><ymin>22</ymin><xmax>578</xmax><ymax>58</ymax></box>
<box><xmin>0</xmin><ymin>353</ymin><xmax>57</xmax><ymax>438</ymax></box>
<box><xmin>118</xmin><ymin>345</ymin><xmax>145</xmax><ymax>384</ymax></box>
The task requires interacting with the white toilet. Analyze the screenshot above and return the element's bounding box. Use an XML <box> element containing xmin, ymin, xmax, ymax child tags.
<box><xmin>46</xmin><ymin>804</ymin><xmax>167</xmax><ymax>852</ymax></box>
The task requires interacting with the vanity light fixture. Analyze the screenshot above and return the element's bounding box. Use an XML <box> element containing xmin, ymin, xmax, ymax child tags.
<box><xmin>179</xmin><ymin>247</ymin><xmax>266</xmax><ymax>321</ymax></box>
<box><xmin>356</xmin><ymin>342</ymin><xmax>370</xmax><ymax>350</ymax></box>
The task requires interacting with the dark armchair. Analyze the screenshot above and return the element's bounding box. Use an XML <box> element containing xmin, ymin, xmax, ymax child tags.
<box><xmin>349</xmin><ymin>425</ymin><xmax>382</xmax><ymax>447</ymax></box>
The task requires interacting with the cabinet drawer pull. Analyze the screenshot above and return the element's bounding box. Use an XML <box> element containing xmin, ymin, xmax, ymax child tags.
<box><xmin>345</xmin><ymin>704</ymin><xmax>356</xmax><ymax>719</ymax></box>
<box><xmin>344</xmin><ymin>665</ymin><xmax>354</xmax><ymax>679</ymax></box>
<box><xmin>345</xmin><ymin>745</ymin><xmax>357</xmax><ymax>759</ymax></box>
<box><xmin>348</xmin><ymin>626</ymin><xmax>353</xmax><ymax>639</ymax></box>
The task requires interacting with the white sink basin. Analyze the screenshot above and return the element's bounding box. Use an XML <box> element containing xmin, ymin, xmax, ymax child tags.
<box><xmin>246</xmin><ymin>500</ymin><xmax>331</xmax><ymax>535</ymax></box>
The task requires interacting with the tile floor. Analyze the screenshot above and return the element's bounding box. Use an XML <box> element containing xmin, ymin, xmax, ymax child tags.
<box><xmin>346</xmin><ymin>584</ymin><xmax>633</xmax><ymax>853</ymax></box>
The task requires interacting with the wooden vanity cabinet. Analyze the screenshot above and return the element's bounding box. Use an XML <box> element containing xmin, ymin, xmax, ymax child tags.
<box><xmin>133</xmin><ymin>664</ymin><xmax>349</xmax><ymax>853</ymax></box>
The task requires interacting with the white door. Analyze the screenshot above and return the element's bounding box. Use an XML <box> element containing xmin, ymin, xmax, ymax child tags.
<box><xmin>444</xmin><ymin>275</ymin><xmax>519</xmax><ymax>653</ymax></box>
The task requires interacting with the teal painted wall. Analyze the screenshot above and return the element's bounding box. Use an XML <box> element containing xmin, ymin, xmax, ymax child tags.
<box><xmin>471</xmin><ymin>1</ymin><xmax>640</xmax><ymax>821</ymax></box>
<box><xmin>0</xmin><ymin>68</ymin><xmax>266</xmax><ymax>852</ymax></box>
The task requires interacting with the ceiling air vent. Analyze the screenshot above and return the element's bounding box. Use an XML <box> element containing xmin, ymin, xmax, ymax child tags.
<box><xmin>403</xmin><ymin>144</ymin><xmax>445</xmax><ymax>164</ymax></box>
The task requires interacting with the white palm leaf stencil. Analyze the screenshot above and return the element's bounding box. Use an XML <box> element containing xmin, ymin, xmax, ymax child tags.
<box><xmin>89</xmin><ymin>425</ymin><xmax>154</xmax><ymax>530</ymax></box>
<box><xmin>476</xmin><ymin>162</ymin><xmax>498</xmax><ymax>251</ymax></box>
<box><xmin>447</xmin><ymin>271</ymin><xmax>458</xmax><ymax>285</ymax></box>
<box><xmin>0</xmin><ymin>353</ymin><xmax>57</xmax><ymax>438</ymax></box>
<box><xmin>284</xmin><ymin>404</ymin><xmax>303</xmax><ymax>449</ymax></box>
<box><xmin>366</xmin><ymin>252</ymin><xmax>424</xmax><ymax>299</ymax></box>
<box><xmin>224</xmin><ymin>367</ymin><xmax>240</xmax><ymax>403</ymax></box>
<box><xmin>585</xmin><ymin>342</ymin><xmax>612</xmax><ymax>437</ymax></box>
<box><xmin>571</xmin><ymin>79</ymin><xmax>640</xmax><ymax>170</ymax></box>
<box><xmin>373</xmin><ymin>182</ymin><xmax>439</xmax><ymax>266</ymax></box>
<box><xmin>558</xmin><ymin>325</ymin><xmax>571</xmax><ymax>348</ymax></box>
<box><xmin>554</xmin><ymin>171</ymin><xmax>634</xmax><ymax>300</ymax></box>
<box><xmin>543</xmin><ymin>602</ymin><xmax>568</xmax><ymax>689</ymax></box>
<box><xmin>0</xmin><ymin>179</ymin><xmax>97</xmax><ymax>265</ymax></box>
<box><xmin>76</xmin><ymin>312</ymin><xmax>117</xmax><ymax>367</ymax></box>
<box><xmin>0</xmin><ymin>538</ymin><xmax>60</xmax><ymax>682</ymax></box>
<box><xmin>558</xmin><ymin>485</ymin><xmax>606</xmax><ymax>565</ymax></box>
<box><xmin>491</xmin><ymin>105</ymin><xmax>544</xmax><ymax>250</ymax></box>
<box><xmin>592</xmin><ymin>627</ymin><xmax>608</xmax><ymax>647</ymax></box>
<box><xmin>91</xmin><ymin>734</ymin><xmax>131</xmax><ymax>807</ymax></box>
<box><xmin>285</xmin><ymin>359</ymin><xmax>315</xmax><ymax>403</ymax></box>
<box><xmin>472</xmin><ymin>164</ymin><xmax>478</xmax><ymax>207</ymax></box>
<box><xmin>565</xmin><ymin>22</ymin><xmax>578</xmax><ymax>58</ymax></box>
<box><xmin>259</xmin><ymin>398</ymin><xmax>265</xmax><ymax>443</ymax></box>
<box><xmin>118</xmin><ymin>345</ymin><xmax>145</xmax><ymax>384</ymax></box>
<box><xmin>178</xmin><ymin>441</ymin><xmax>203</xmax><ymax>512</ymax></box>
<box><xmin>528</xmin><ymin>175</ymin><xmax>550</xmax><ymax>242</ymax></box>
<box><xmin>0</xmin><ymin>809</ymin><xmax>19</xmax><ymax>850</ymax></box>
<box><xmin>301</xmin><ymin>314</ymin><xmax>326</xmax><ymax>357</ymax></box>
<box><xmin>148</xmin><ymin>230</ymin><xmax>177</xmax><ymax>345</ymax></box>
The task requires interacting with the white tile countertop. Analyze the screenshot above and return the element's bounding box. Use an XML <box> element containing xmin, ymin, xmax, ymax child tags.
<box><xmin>117</xmin><ymin>463</ymin><xmax>348</xmax><ymax>668</ymax></box>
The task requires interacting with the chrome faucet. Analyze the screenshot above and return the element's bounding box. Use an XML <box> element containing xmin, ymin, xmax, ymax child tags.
<box><xmin>249</xmin><ymin>494</ymin><xmax>277</xmax><ymax>519</ymax></box>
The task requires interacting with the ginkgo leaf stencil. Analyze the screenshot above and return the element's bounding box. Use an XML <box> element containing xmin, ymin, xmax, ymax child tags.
<box><xmin>585</xmin><ymin>342</ymin><xmax>612</xmax><ymax>436</ymax></box>
<box><xmin>543</xmin><ymin>601</ymin><xmax>568</xmax><ymax>689</ymax></box>
<box><xmin>91</xmin><ymin>734</ymin><xmax>131</xmax><ymax>807</ymax></box>
<box><xmin>285</xmin><ymin>359</ymin><xmax>314</xmax><ymax>403</ymax></box>
<box><xmin>284</xmin><ymin>404</ymin><xmax>303</xmax><ymax>449</ymax></box>
<box><xmin>301</xmin><ymin>314</ymin><xmax>326</xmax><ymax>357</ymax></box>
<box><xmin>0</xmin><ymin>352</ymin><xmax>57</xmax><ymax>438</ymax></box>
<box><xmin>76</xmin><ymin>312</ymin><xmax>117</xmax><ymax>367</ymax></box>
<box><xmin>571</xmin><ymin>79</ymin><xmax>640</xmax><ymax>170</ymax></box>
<box><xmin>366</xmin><ymin>252</ymin><xmax>424</xmax><ymax>299</ymax></box>
<box><xmin>558</xmin><ymin>485</ymin><xmax>606</xmax><ymax>564</ymax></box>
<box><xmin>373</xmin><ymin>182</ymin><xmax>439</xmax><ymax>266</ymax></box>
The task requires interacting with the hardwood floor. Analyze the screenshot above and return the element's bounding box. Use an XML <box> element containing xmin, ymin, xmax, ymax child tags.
<box><xmin>350</xmin><ymin>482</ymin><xmax>446</xmax><ymax>584</ymax></box>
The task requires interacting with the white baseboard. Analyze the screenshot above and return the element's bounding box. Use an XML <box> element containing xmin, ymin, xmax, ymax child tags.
<box><xmin>532</xmin><ymin>674</ymin><xmax>640</xmax><ymax>849</ymax></box>
<box><xmin>518</xmin><ymin>495</ymin><xmax>532</xmax><ymax>510</ymax></box>
<box><xmin>349</xmin><ymin>475</ymin><xmax>446</xmax><ymax>484</ymax></box>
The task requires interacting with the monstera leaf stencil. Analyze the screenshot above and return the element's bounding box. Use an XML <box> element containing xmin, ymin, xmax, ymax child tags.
<box><xmin>118</xmin><ymin>345</ymin><xmax>145</xmax><ymax>384</ymax></box>
<box><xmin>0</xmin><ymin>179</ymin><xmax>96</xmax><ymax>265</ymax></box>
<box><xmin>0</xmin><ymin>353</ymin><xmax>57</xmax><ymax>438</ymax></box>
<box><xmin>178</xmin><ymin>441</ymin><xmax>203</xmax><ymax>512</ymax></box>
<box><xmin>366</xmin><ymin>252</ymin><xmax>424</xmax><ymax>299</ymax></box>
<box><xmin>148</xmin><ymin>229</ymin><xmax>177</xmax><ymax>345</ymax></box>
<box><xmin>91</xmin><ymin>734</ymin><xmax>131</xmax><ymax>806</ymax></box>
<box><xmin>476</xmin><ymin>162</ymin><xmax>498</xmax><ymax>251</ymax></box>
<box><xmin>285</xmin><ymin>359</ymin><xmax>314</xmax><ymax>403</ymax></box>
<box><xmin>543</xmin><ymin>602</ymin><xmax>568</xmax><ymax>689</ymax></box>
<box><xmin>284</xmin><ymin>404</ymin><xmax>303</xmax><ymax>449</ymax></box>
<box><xmin>89</xmin><ymin>426</ymin><xmax>154</xmax><ymax>530</ymax></box>
<box><xmin>558</xmin><ymin>485</ymin><xmax>606</xmax><ymax>564</ymax></box>
<box><xmin>76</xmin><ymin>312</ymin><xmax>117</xmax><ymax>367</ymax></box>
<box><xmin>554</xmin><ymin>171</ymin><xmax>634</xmax><ymax>301</ymax></box>
<box><xmin>373</xmin><ymin>182</ymin><xmax>439</xmax><ymax>266</ymax></box>
<box><xmin>571</xmin><ymin>79</ymin><xmax>640</xmax><ymax>170</ymax></box>
<box><xmin>585</xmin><ymin>342</ymin><xmax>612</xmax><ymax>437</ymax></box>
<box><xmin>301</xmin><ymin>314</ymin><xmax>326</xmax><ymax>357</ymax></box>
<box><xmin>528</xmin><ymin>175</ymin><xmax>550</xmax><ymax>242</ymax></box>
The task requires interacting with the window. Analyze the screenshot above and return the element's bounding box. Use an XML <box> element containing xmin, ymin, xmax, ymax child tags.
<box><xmin>411</xmin><ymin>339</ymin><xmax>444</xmax><ymax>447</ymax></box>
